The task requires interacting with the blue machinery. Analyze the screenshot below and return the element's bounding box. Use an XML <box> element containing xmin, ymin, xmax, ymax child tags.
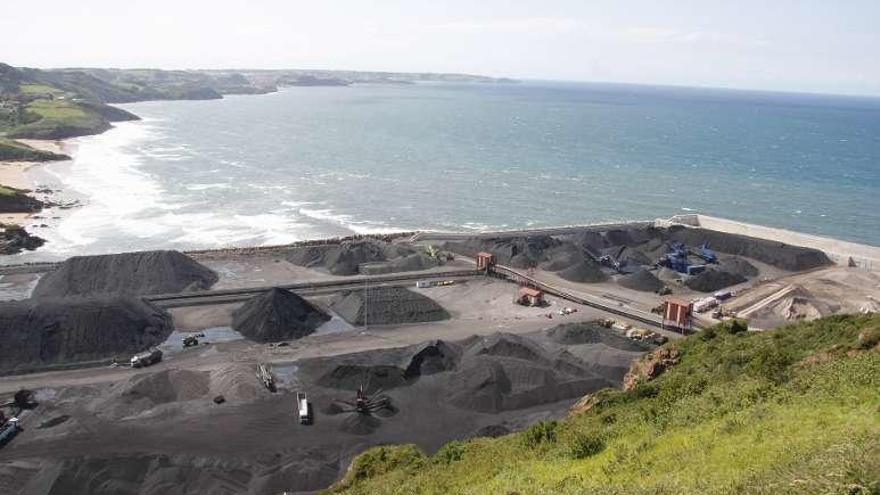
<box><xmin>656</xmin><ymin>241</ymin><xmax>717</xmax><ymax>274</ymax></box>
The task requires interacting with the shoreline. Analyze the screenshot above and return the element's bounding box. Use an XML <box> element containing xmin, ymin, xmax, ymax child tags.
<box><xmin>0</xmin><ymin>139</ymin><xmax>73</xmax><ymax>226</ymax></box>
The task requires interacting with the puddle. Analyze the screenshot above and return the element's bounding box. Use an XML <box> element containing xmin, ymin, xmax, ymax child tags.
<box><xmin>158</xmin><ymin>326</ymin><xmax>245</xmax><ymax>355</ymax></box>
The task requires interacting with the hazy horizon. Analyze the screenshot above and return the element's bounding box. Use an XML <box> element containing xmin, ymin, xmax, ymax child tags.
<box><xmin>2</xmin><ymin>0</ymin><xmax>879</xmax><ymax>97</ymax></box>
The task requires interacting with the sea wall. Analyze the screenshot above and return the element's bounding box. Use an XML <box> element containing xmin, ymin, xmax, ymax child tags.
<box><xmin>660</xmin><ymin>214</ymin><xmax>880</xmax><ymax>271</ymax></box>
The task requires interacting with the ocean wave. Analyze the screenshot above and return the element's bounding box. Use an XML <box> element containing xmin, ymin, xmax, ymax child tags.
<box><xmin>185</xmin><ymin>183</ymin><xmax>232</xmax><ymax>191</ymax></box>
<box><xmin>44</xmin><ymin>121</ymin><xmax>165</xmax><ymax>248</ymax></box>
<box><xmin>298</xmin><ymin>207</ymin><xmax>400</xmax><ymax>235</ymax></box>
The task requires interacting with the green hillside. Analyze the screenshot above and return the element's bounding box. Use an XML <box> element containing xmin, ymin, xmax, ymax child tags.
<box><xmin>330</xmin><ymin>315</ymin><xmax>880</xmax><ymax>495</ymax></box>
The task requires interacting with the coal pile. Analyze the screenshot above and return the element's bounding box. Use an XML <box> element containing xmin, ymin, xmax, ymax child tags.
<box><xmin>718</xmin><ymin>257</ymin><xmax>760</xmax><ymax>278</ymax></box>
<box><xmin>0</xmin><ymin>297</ymin><xmax>173</xmax><ymax>372</ymax></box>
<box><xmin>545</xmin><ymin>322</ymin><xmax>654</xmax><ymax>352</ymax></box>
<box><xmin>448</xmin><ymin>333</ymin><xmax>614</xmax><ymax>413</ymax></box>
<box><xmin>556</xmin><ymin>258</ymin><xmax>608</xmax><ymax>283</ymax></box>
<box><xmin>444</xmin><ymin>235</ymin><xmax>563</xmax><ymax>269</ymax></box>
<box><xmin>32</xmin><ymin>250</ymin><xmax>218</xmax><ymax>298</ymax></box>
<box><xmin>286</xmin><ymin>239</ymin><xmax>438</xmax><ymax>276</ymax></box>
<box><xmin>667</xmin><ymin>226</ymin><xmax>831</xmax><ymax>271</ymax></box>
<box><xmin>617</xmin><ymin>268</ymin><xmax>664</xmax><ymax>292</ymax></box>
<box><xmin>685</xmin><ymin>268</ymin><xmax>747</xmax><ymax>292</ymax></box>
<box><xmin>299</xmin><ymin>332</ymin><xmax>624</xmax><ymax>417</ymax></box>
<box><xmin>331</xmin><ymin>287</ymin><xmax>449</xmax><ymax>326</ymax></box>
<box><xmin>231</xmin><ymin>288</ymin><xmax>330</xmax><ymax>343</ymax></box>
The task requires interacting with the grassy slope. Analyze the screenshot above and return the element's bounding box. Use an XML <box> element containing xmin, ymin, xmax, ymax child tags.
<box><xmin>0</xmin><ymin>137</ymin><xmax>68</xmax><ymax>161</ymax></box>
<box><xmin>6</xmin><ymin>98</ymin><xmax>111</xmax><ymax>139</ymax></box>
<box><xmin>331</xmin><ymin>315</ymin><xmax>880</xmax><ymax>495</ymax></box>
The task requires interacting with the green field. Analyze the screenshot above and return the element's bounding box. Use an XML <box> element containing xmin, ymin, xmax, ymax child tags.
<box><xmin>17</xmin><ymin>83</ymin><xmax>65</xmax><ymax>96</ymax></box>
<box><xmin>6</xmin><ymin>98</ymin><xmax>111</xmax><ymax>139</ymax></box>
<box><xmin>330</xmin><ymin>316</ymin><xmax>880</xmax><ymax>495</ymax></box>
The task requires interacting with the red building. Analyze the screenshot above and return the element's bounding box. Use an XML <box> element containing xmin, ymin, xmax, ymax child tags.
<box><xmin>476</xmin><ymin>252</ymin><xmax>496</xmax><ymax>270</ymax></box>
<box><xmin>516</xmin><ymin>286</ymin><xmax>545</xmax><ymax>307</ymax></box>
<box><xmin>663</xmin><ymin>299</ymin><xmax>693</xmax><ymax>333</ymax></box>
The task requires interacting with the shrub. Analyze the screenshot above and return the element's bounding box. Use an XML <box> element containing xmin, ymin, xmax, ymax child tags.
<box><xmin>433</xmin><ymin>440</ymin><xmax>466</xmax><ymax>464</ymax></box>
<box><xmin>857</xmin><ymin>327</ymin><xmax>880</xmax><ymax>350</ymax></box>
<box><xmin>340</xmin><ymin>444</ymin><xmax>426</xmax><ymax>487</ymax></box>
<box><xmin>522</xmin><ymin>420</ymin><xmax>558</xmax><ymax>448</ymax></box>
<box><xmin>566</xmin><ymin>431</ymin><xmax>606</xmax><ymax>459</ymax></box>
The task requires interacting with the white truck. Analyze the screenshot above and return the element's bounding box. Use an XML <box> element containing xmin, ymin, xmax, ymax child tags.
<box><xmin>297</xmin><ymin>392</ymin><xmax>312</xmax><ymax>425</ymax></box>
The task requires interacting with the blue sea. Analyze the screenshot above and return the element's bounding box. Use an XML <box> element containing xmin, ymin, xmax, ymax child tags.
<box><xmin>17</xmin><ymin>81</ymin><xmax>880</xmax><ymax>261</ymax></box>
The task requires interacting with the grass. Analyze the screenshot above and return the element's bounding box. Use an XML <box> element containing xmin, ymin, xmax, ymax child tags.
<box><xmin>0</xmin><ymin>185</ymin><xmax>19</xmax><ymax>197</ymax></box>
<box><xmin>6</xmin><ymin>99</ymin><xmax>109</xmax><ymax>139</ymax></box>
<box><xmin>329</xmin><ymin>315</ymin><xmax>880</xmax><ymax>495</ymax></box>
<box><xmin>17</xmin><ymin>83</ymin><xmax>65</xmax><ymax>96</ymax></box>
<box><xmin>0</xmin><ymin>137</ymin><xmax>68</xmax><ymax>161</ymax></box>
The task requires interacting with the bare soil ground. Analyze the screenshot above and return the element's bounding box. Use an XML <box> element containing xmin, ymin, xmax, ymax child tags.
<box><xmin>0</xmin><ymin>302</ymin><xmax>646</xmax><ymax>494</ymax></box>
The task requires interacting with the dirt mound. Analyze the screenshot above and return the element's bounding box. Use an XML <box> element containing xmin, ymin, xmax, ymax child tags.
<box><xmin>557</xmin><ymin>259</ymin><xmax>608</xmax><ymax>283</ymax></box>
<box><xmin>749</xmin><ymin>286</ymin><xmax>835</xmax><ymax>323</ymax></box>
<box><xmin>286</xmin><ymin>239</ymin><xmax>436</xmax><ymax>276</ymax></box>
<box><xmin>33</xmin><ymin>250</ymin><xmax>218</xmax><ymax>298</ymax></box>
<box><xmin>0</xmin><ymin>297</ymin><xmax>173</xmax><ymax>372</ymax></box>
<box><xmin>666</xmin><ymin>226</ymin><xmax>831</xmax><ymax>271</ymax></box>
<box><xmin>545</xmin><ymin>322</ymin><xmax>653</xmax><ymax>352</ymax></box>
<box><xmin>231</xmin><ymin>288</ymin><xmax>330</xmax><ymax>342</ymax></box>
<box><xmin>117</xmin><ymin>369</ymin><xmax>211</xmax><ymax>406</ymax></box>
<box><xmin>208</xmin><ymin>364</ymin><xmax>265</xmax><ymax>402</ymax></box>
<box><xmin>685</xmin><ymin>268</ymin><xmax>747</xmax><ymax>292</ymax></box>
<box><xmin>331</xmin><ymin>287</ymin><xmax>449</xmax><ymax>326</ymax></box>
<box><xmin>618</xmin><ymin>268</ymin><xmax>664</xmax><ymax>292</ymax></box>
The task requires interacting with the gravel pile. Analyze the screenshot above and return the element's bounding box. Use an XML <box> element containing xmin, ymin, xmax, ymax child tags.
<box><xmin>231</xmin><ymin>288</ymin><xmax>330</xmax><ymax>342</ymax></box>
<box><xmin>617</xmin><ymin>268</ymin><xmax>664</xmax><ymax>292</ymax></box>
<box><xmin>685</xmin><ymin>268</ymin><xmax>747</xmax><ymax>292</ymax></box>
<box><xmin>33</xmin><ymin>250</ymin><xmax>218</xmax><ymax>298</ymax></box>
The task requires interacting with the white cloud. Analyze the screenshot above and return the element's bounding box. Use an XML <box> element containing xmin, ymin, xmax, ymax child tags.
<box><xmin>623</xmin><ymin>26</ymin><xmax>770</xmax><ymax>49</ymax></box>
<box><xmin>427</xmin><ymin>17</ymin><xmax>582</xmax><ymax>35</ymax></box>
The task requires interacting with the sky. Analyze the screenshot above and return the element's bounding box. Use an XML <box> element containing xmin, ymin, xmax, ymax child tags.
<box><xmin>2</xmin><ymin>0</ymin><xmax>879</xmax><ymax>96</ymax></box>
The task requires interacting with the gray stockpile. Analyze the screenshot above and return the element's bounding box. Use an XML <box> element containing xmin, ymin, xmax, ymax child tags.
<box><xmin>331</xmin><ymin>287</ymin><xmax>450</xmax><ymax>326</ymax></box>
<box><xmin>0</xmin><ymin>297</ymin><xmax>173</xmax><ymax>372</ymax></box>
<box><xmin>231</xmin><ymin>288</ymin><xmax>330</xmax><ymax>342</ymax></box>
<box><xmin>286</xmin><ymin>239</ymin><xmax>438</xmax><ymax>276</ymax></box>
<box><xmin>443</xmin><ymin>225</ymin><xmax>831</xmax><ymax>292</ymax></box>
<box><xmin>33</xmin><ymin>250</ymin><xmax>218</xmax><ymax>298</ymax></box>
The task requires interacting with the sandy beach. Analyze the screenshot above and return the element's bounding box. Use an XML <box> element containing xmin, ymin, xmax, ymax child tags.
<box><xmin>0</xmin><ymin>139</ymin><xmax>70</xmax><ymax>225</ymax></box>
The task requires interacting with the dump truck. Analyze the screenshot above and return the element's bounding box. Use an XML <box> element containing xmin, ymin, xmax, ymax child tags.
<box><xmin>182</xmin><ymin>335</ymin><xmax>199</xmax><ymax>347</ymax></box>
<box><xmin>130</xmin><ymin>348</ymin><xmax>163</xmax><ymax>368</ymax></box>
<box><xmin>297</xmin><ymin>392</ymin><xmax>312</xmax><ymax>425</ymax></box>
